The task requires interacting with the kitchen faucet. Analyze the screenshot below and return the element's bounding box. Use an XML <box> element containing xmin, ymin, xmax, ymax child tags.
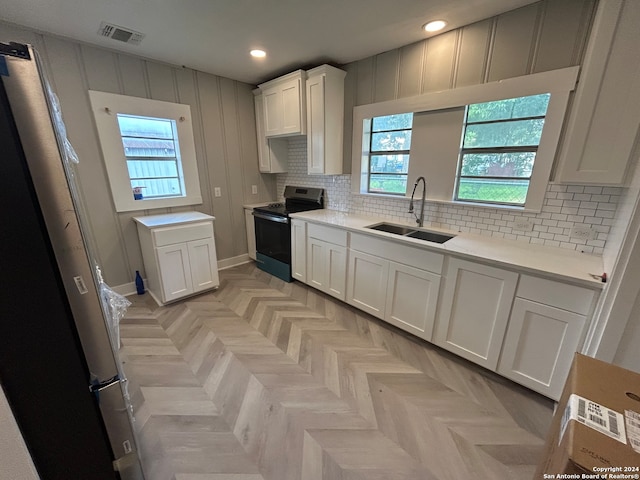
<box><xmin>408</xmin><ymin>176</ymin><xmax>427</xmax><ymax>227</ymax></box>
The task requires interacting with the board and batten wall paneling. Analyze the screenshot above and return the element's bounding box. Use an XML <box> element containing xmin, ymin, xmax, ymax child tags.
<box><xmin>0</xmin><ymin>20</ymin><xmax>272</xmax><ymax>288</ymax></box>
<box><xmin>454</xmin><ymin>19</ymin><xmax>492</xmax><ymax>88</ymax></box>
<box><xmin>373</xmin><ymin>50</ymin><xmax>400</xmax><ymax>103</ymax></box>
<box><xmin>532</xmin><ymin>0</ymin><xmax>596</xmax><ymax>73</ymax></box>
<box><xmin>398</xmin><ymin>42</ymin><xmax>425</xmax><ymax>99</ymax></box>
<box><xmin>487</xmin><ymin>3</ymin><xmax>540</xmax><ymax>82</ymax></box>
<box><xmin>345</xmin><ymin>0</ymin><xmax>594</xmax><ymax>110</ymax></box>
<box><xmin>422</xmin><ymin>30</ymin><xmax>458</xmax><ymax>93</ymax></box>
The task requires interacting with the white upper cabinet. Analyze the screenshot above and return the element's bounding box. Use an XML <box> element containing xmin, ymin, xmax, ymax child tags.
<box><xmin>259</xmin><ymin>70</ymin><xmax>306</xmax><ymax>137</ymax></box>
<box><xmin>253</xmin><ymin>89</ymin><xmax>288</xmax><ymax>173</ymax></box>
<box><xmin>556</xmin><ymin>0</ymin><xmax>640</xmax><ymax>184</ymax></box>
<box><xmin>306</xmin><ymin>65</ymin><xmax>346</xmax><ymax>175</ymax></box>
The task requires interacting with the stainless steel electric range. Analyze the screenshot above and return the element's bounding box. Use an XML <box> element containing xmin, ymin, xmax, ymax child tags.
<box><xmin>252</xmin><ymin>186</ymin><xmax>324</xmax><ymax>282</ymax></box>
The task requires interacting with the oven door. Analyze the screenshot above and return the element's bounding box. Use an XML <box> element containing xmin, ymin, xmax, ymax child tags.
<box><xmin>253</xmin><ymin>210</ymin><xmax>291</xmax><ymax>266</ymax></box>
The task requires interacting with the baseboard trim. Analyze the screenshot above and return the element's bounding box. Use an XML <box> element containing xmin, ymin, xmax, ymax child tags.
<box><xmin>218</xmin><ymin>254</ymin><xmax>251</xmax><ymax>270</ymax></box>
<box><xmin>111</xmin><ymin>255</ymin><xmax>251</xmax><ymax>295</ymax></box>
<box><xmin>110</xmin><ymin>281</ymin><xmax>143</xmax><ymax>297</ymax></box>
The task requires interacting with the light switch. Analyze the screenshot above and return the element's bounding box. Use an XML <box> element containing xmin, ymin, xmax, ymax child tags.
<box><xmin>251</xmin><ymin>185</ymin><xmax>258</xmax><ymax>195</ymax></box>
<box><xmin>214</xmin><ymin>187</ymin><xmax>221</xmax><ymax>197</ymax></box>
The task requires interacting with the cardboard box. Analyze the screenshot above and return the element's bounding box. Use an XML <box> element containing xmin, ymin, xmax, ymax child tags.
<box><xmin>535</xmin><ymin>353</ymin><xmax>640</xmax><ymax>479</ymax></box>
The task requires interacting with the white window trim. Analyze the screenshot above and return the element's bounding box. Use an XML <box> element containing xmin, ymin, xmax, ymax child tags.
<box><xmin>351</xmin><ymin>66</ymin><xmax>579</xmax><ymax>212</ymax></box>
<box><xmin>89</xmin><ymin>90</ymin><xmax>202</xmax><ymax>212</ymax></box>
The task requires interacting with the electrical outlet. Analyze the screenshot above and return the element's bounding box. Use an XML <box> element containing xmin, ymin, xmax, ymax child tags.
<box><xmin>214</xmin><ymin>187</ymin><xmax>221</xmax><ymax>197</ymax></box>
<box><xmin>570</xmin><ymin>226</ymin><xmax>596</xmax><ymax>240</ymax></box>
<box><xmin>251</xmin><ymin>185</ymin><xmax>258</xmax><ymax>195</ymax></box>
<box><xmin>512</xmin><ymin>218</ymin><xmax>533</xmax><ymax>232</ymax></box>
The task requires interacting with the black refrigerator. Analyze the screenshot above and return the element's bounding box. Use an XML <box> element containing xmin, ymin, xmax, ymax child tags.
<box><xmin>0</xmin><ymin>42</ymin><xmax>144</xmax><ymax>479</ymax></box>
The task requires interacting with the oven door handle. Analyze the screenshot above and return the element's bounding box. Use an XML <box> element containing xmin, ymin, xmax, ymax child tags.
<box><xmin>252</xmin><ymin>211</ymin><xmax>290</xmax><ymax>224</ymax></box>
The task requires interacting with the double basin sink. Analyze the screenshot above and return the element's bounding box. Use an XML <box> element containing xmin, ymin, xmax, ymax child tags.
<box><xmin>366</xmin><ymin>222</ymin><xmax>455</xmax><ymax>244</ymax></box>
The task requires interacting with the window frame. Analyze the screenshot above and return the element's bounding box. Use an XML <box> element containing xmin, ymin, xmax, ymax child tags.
<box><xmin>351</xmin><ymin>67</ymin><xmax>579</xmax><ymax>212</ymax></box>
<box><xmin>89</xmin><ymin>91</ymin><xmax>202</xmax><ymax>212</ymax></box>
<box><xmin>454</xmin><ymin>95</ymin><xmax>551</xmax><ymax>206</ymax></box>
<box><xmin>366</xmin><ymin>113</ymin><xmax>413</xmax><ymax>195</ymax></box>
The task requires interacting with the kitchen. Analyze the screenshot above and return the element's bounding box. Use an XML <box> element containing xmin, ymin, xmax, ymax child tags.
<box><xmin>2</xmin><ymin>0</ymin><xmax>640</xmax><ymax>478</ymax></box>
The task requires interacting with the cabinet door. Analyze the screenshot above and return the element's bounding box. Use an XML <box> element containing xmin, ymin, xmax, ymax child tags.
<box><xmin>188</xmin><ymin>237</ymin><xmax>219</xmax><ymax>293</ymax></box>
<box><xmin>434</xmin><ymin>258</ymin><xmax>518</xmax><ymax>370</ymax></box>
<box><xmin>385</xmin><ymin>262</ymin><xmax>440</xmax><ymax>341</ymax></box>
<box><xmin>281</xmin><ymin>78</ymin><xmax>304</xmax><ymax>135</ymax></box>
<box><xmin>347</xmin><ymin>250</ymin><xmax>389</xmax><ymax>319</ymax></box>
<box><xmin>254</xmin><ymin>93</ymin><xmax>288</xmax><ymax>173</ymax></box>
<box><xmin>157</xmin><ymin>243</ymin><xmax>193</xmax><ymax>302</ymax></box>
<box><xmin>263</xmin><ymin>78</ymin><xmax>304</xmax><ymax>137</ymax></box>
<box><xmin>326</xmin><ymin>244</ymin><xmax>347</xmax><ymax>301</ymax></box>
<box><xmin>307</xmin><ymin>237</ymin><xmax>326</xmax><ymax>291</ymax></box>
<box><xmin>263</xmin><ymin>87</ymin><xmax>284</xmax><ymax>136</ymax></box>
<box><xmin>556</xmin><ymin>0</ymin><xmax>640</xmax><ymax>184</ymax></box>
<box><xmin>306</xmin><ymin>73</ymin><xmax>325</xmax><ymax>175</ymax></box>
<box><xmin>498</xmin><ymin>298</ymin><xmax>586</xmax><ymax>400</ymax></box>
<box><xmin>291</xmin><ymin>219</ymin><xmax>307</xmax><ymax>282</ymax></box>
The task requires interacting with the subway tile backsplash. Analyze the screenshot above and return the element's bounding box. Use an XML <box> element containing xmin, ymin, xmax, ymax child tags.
<box><xmin>276</xmin><ymin>137</ymin><xmax>619</xmax><ymax>255</ymax></box>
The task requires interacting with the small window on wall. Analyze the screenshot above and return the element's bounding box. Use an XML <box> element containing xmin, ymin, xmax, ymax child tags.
<box><xmin>367</xmin><ymin>113</ymin><xmax>413</xmax><ymax>195</ymax></box>
<box><xmin>455</xmin><ymin>94</ymin><xmax>550</xmax><ymax>206</ymax></box>
<box><xmin>117</xmin><ymin>114</ymin><xmax>185</xmax><ymax>198</ymax></box>
<box><xmin>89</xmin><ymin>91</ymin><xmax>202</xmax><ymax>212</ymax></box>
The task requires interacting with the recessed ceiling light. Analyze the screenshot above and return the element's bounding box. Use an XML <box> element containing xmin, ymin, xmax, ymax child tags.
<box><xmin>250</xmin><ymin>49</ymin><xmax>266</xmax><ymax>58</ymax></box>
<box><xmin>423</xmin><ymin>20</ymin><xmax>447</xmax><ymax>33</ymax></box>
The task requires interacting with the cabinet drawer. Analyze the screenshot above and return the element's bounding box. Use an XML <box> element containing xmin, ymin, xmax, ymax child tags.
<box><xmin>516</xmin><ymin>274</ymin><xmax>596</xmax><ymax>315</ymax></box>
<box><xmin>152</xmin><ymin>222</ymin><xmax>213</xmax><ymax>247</ymax></box>
<box><xmin>307</xmin><ymin>223</ymin><xmax>347</xmax><ymax>246</ymax></box>
<box><xmin>350</xmin><ymin>233</ymin><xmax>443</xmax><ymax>274</ymax></box>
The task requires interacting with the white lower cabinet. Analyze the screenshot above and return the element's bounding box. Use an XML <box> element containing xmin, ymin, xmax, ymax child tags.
<box><xmin>346</xmin><ymin>250</ymin><xmax>389</xmax><ymax>318</ymax></box>
<box><xmin>291</xmin><ymin>219</ymin><xmax>307</xmax><ymax>282</ymax></box>
<box><xmin>134</xmin><ymin>213</ymin><xmax>219</xmax><ymax>306</ymax></box>
<box><xmin>244</xmin><ymin>207</ymin><xmax>257</xmax><ymax>260</ymax></box>
<box><xmin>434</xmin><ymin>258</ymin><xmax>518</xmax><ymax>371</ymax></box>
<box><xmin>385</xmin><ymin>262</ymin><xmax>440</xmax><ymax>340</ymax></box>
<box><xmin>306</xmin><ymin>224</ymin><xmax>347</xmax><ymax>300</ymax></box>
<box><xmin>347</xmin><ymin>233</ymin><xmax>443</xmax><ymax>335</ymax></box>
<box><xmin>497</xmin><ymin>274</ymin><xmax>595</xmax><ymax>400</ymax></box>
<box><xmin>291</xmin><ymin>221</ymin><xmax>601</xmax><ymax>400</ymax></box>
<box><xmin>497</xmin><ymin>299</ymin><xmax>586</xmax><ymax>400</ymax></box>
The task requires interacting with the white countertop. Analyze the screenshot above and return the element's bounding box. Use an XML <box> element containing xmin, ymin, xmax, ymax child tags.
<box><xmin>290</xmin><ymin>209</ymin><xmax>605</xmax><ymax>289</ymax></box>
<box><xmin>133</xmin><ymin>211</ymin><xmax>215</xmax><ymax>228</ymax></box>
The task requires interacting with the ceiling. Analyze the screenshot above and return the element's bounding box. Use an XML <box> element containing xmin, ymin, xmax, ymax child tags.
<box><xmin>2</xmin><ymin>0</ymin><xmax>539</xmax><ymax>85</ymax></box>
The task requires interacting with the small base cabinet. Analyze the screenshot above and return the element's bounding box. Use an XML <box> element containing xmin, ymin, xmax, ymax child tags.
<box><xmin>433</xmin><ymin>258</ymin><xmax>518</xmax><ymax>370</ymax></box>
<box><xmin>306</xmin><ymin>223</ymin><xmax>347</xmax><ymax>300</ymax></box>
<box><xmin>497</xmin><ymin>275</ymin><xmax>595</xmax><ymax>400</ymax></box>
<box><xmin>291</xmin><ymin>219</ymin><xmax>307</xmax><ymax>282</ymax></box>
<box><xmin>385</xmin><ymin>262</ymin><xmax>441</xmax><ymax>340</ymax></box>
<box><xmin>244</xmin><ymin>207</ymin><xmax>257</xmax><ymax>261</ymax></box>
<box><xmin>134</xmin><ymin>212</ymin><xmax>219</xmax><ymax>305</ymax></box>
<box><xmin>347</xmin><ymin>250</ymin><xmax>389</xmax><ymax>318</ymax></box>
<box><xmin>347</xmin><ymin>233</ymin><xmax>443</xmax><ymax>339</ymax></box>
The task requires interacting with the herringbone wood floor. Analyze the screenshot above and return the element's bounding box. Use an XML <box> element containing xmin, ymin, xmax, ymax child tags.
<box><xmin>120</xmin><ymin>263</ymin><xmax>553</xmax><ymax>480</ymax></box>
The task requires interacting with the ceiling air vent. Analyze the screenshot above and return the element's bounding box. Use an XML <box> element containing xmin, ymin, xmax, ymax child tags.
<box><xmin>98</xmin><ymin>22</ymin><xmax>145</xmax><ymax>45</ymax></box>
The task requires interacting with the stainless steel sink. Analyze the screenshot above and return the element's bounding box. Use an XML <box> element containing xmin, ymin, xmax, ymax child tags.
<box><xmin>366</xmin><ymin>223</ymin><xmax>416</xmax><ymax>235</ymax></box>
<box><xmin>405</xmin><ymin>230</ymin><xmax>455</xmax><ymax>243</ymax></box>
<box><xmin>365</xmin><ymin>222</ymin><xmax>455</xmax><ymax>244</ymax></box>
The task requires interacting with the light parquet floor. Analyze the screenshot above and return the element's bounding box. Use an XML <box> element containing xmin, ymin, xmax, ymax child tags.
<box><xmin>120</xmin><ymin>263</ymin><xmax>554</xmax><ymax>480</ymax></box>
